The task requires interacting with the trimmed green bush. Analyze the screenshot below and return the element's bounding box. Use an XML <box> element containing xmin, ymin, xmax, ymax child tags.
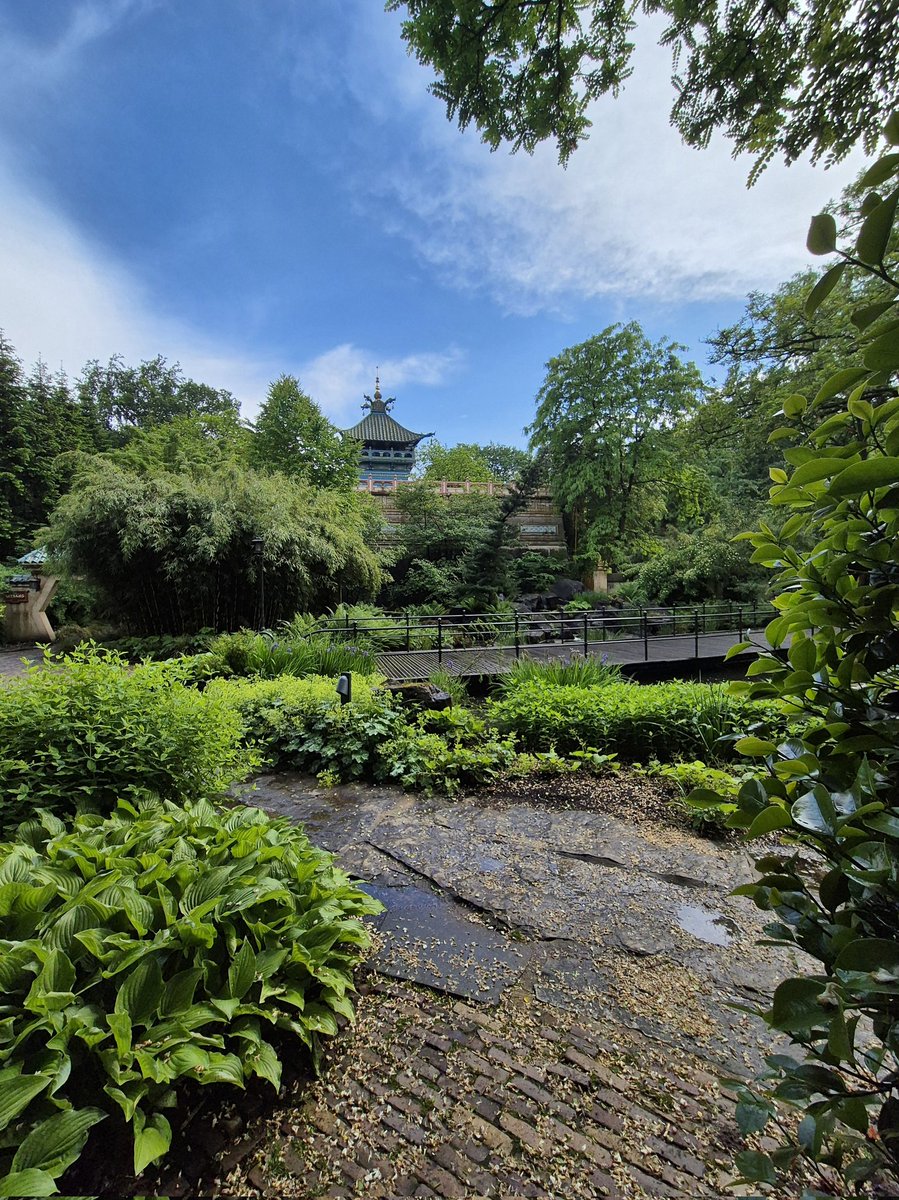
<box><xmin>0</xmin><ymin>649</ymin><xmax>254</xmax><ymax>833</ymax></box>
<box><xmin>489</xmin><ymin>679</ymin><xmax>784</xmax><ymax>761</ymax></box>
<box><xmin>0</xmin><ymin>799</ymin><xmax>381</xmax><ymax>1192</ymax></box>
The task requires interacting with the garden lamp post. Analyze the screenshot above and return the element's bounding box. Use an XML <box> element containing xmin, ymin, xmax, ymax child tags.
<box><xmin>251</xmin><ymin>536</ymin><xmax>265</xmax><ymax>632</ymax></box>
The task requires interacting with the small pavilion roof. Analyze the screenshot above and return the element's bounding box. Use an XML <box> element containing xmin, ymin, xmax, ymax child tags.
<box><xmin>341</xmin><ymin>377</ymin><xmax>432</xmax><ymax>446</ymax></box>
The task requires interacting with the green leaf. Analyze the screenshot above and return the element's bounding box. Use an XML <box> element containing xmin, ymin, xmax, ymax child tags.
<box><xmin>792</xmin><ymin>791</ymin><xmax>836</xmax><ymax>836</ymax></box>
<box><xmin>0</xmin><ymin>1075</ymin><xmax>49</xmax><ymax>1133</ymax></box>
<box><xmin>770</xmin><ymin>978</ymin><xmax>827</xmax><ymax>1032</ymax></box>
<box><xmin>828</xmin><ymin>457</ymin><xmax>899</xmax><ymax>498</ymax></box>
<box><xmin>159</xmin><ymin>967</ymin><xmax>204</xmax><ymax>1017</ymax></box>
<box><xmin>834</xmin><ymin>939</ymin><xmax>899</xmax><ymax>974</ymax></box>
<box><xmin>0</xmin><ymin>1170</ymin><xmax>57</xmax><ymax>1197</ymax></box>
<box><xmin>747</xmin><ymin>806</ymin><xmax>793</xmax><ymax>838</ymax></box>
<box><xmin>735</xmin><ymin>1149</ymin><xmax>777</xmax><ymax>1183</ymax></box>
<box><xmin>227</xmin><ymin>941</ymin><xmax>256</xmax><ymax>1001</ymax></box>
<box><xmin>852</xmin><ymin>300</ymin><xmax>897</xmax><ymax>331</ymax></box>
<box><xmin>804</xmin><ymin>263</ymin><xmax>845</xmax><ymax>318</ymax></box>
<box><xmin>735</xmin><ymin>737</ymin><xmax>777</xmax><ymax>757</ymax></box>
<box><xmin>115</xmin><ymin>956</ymin><xmax>164</xmax><ymax>1027</ymax></box>
<box><xmin>856</xmin><ymin>188</ymin><xmax>899</xmax><ymax>265</ymax></box>
<box><xmin>812</xmin><ymin>368</ymin><xmax>870</xmax><ymax>408</ymax></box>
<box><xmin>886</xmin><ymin>112</ymin><xmax>899</xmax><ymax>145</ymax></box>
<box><xmin>864</xmin><ymin>327</ymin><xmax>899</xmax><ymax>373</ymax></box>
<box><xmin>12</xmin><ymin>1107</ymin><xmax>106</xmax><ymax>1174</ymax></box>
<box><xmin>132</xmin><ymin>1109</ymin><xmax>172</xmax><ymax>1175</ymax></box>
<box><xmin>806</xmin><ymin>213</ymin><xmax>837</xmax><ymax>256</ymax></box>
<box><xmin>860</xmin><ymin>153</ymin><xmax>899</xmax><ymax>189</ymax></box>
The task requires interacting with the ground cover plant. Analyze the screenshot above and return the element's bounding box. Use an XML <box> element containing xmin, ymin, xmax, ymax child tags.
<box><xmin>0</xmin><ymin>799</ymin><xmax>380</xmax><ymax>1195</ymax></box>
<box><xmin>689</xmin><ymin>127</ymin><xmax>899</xmax><ymax>1195</ymax></box>
<box><xmin>0</xmin><ymin>648</ymin><xmax>253</xmax><ymax>834</ymax></box>
<box><xmin>203</xmin><ymin>629</ymin><xmax>377</xmax><ymax>679</ymax></box>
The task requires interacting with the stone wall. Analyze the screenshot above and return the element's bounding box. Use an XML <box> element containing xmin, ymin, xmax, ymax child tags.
<box><xmin>359</xmin><ymin>480</ymin><xmax>567</xmax><ymax>554</ymax></box>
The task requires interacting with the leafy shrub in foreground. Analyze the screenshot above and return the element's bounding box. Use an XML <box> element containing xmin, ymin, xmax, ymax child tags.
<box><xmin>691</xmin><ymin>129</ymin><xmax>899</xmax><ymax>1195</ymax></box>
<box><xmin>0</xmin><ymin>800</ymin><xmax>381</xmax><ymax>1193</ymax></box>
<box><xmin>213</xmin><ymin>676</ymin><xmax>514</xmax><ymax>794</ymax></box>
<box><xmin>0</xmin><ymin>649</ymin><xmax>254</xmax><ymax>833</ymax></box>
<box><xmin>489</xmin><ymin>679</ymin><xmax>784</xmax><ymax>761</ymax></box>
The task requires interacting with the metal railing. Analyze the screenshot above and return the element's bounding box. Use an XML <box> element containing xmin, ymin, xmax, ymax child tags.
<box><xmin>302</xmin><ymin>602</ymin><xmax>772</xmax><ymax>664</ymax></box>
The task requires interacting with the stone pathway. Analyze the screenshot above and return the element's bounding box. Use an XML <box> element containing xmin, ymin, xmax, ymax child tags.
<box><xmin>212</xmin><ymin>773</ymin><xmax>809</xmax><ymax>1200</ymax></box>
<box><xmin>0</xmin><ymin>644</ymin><xmax>42</xmax><ymax>677</ymax></box>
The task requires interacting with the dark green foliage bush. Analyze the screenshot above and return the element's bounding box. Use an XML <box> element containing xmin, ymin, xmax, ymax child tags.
<box><xmin>0</xmin><ymin>800</ymin><xmax>380</xmax><ymax>1193</ymax></box>
<box><xmin>0</xmin><ymin>649</ymin><xmax>254</xmax><ymax>833</ymax></box>
<box><xmin>378</xmin><ymin>708</ymin><xmax>516</xmax><ymax>794</ymax></box>
<box><xmin>490</xmin><ymin>679</ymin><xmax>784</xmax><ymax>761</ymax></box>
<box><xmin>213</xmin><ymin>676</ymin><xmax>514</xmax><ymax>795</ymax></box>
<box><xmin>211</xmin><ymin>675</ymin><xmax>397</xmax><ymax>782</ymax></box>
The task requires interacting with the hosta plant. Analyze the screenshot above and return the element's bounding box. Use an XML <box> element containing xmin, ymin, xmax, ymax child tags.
<box><xmin>0</xmin><ymin>800</ymin><xmax>381</xmax><ymax>1194</ymax></box>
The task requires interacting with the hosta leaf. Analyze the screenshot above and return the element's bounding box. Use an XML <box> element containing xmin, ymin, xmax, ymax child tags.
<box><xmin>180</xmin><ymin>867</ymin><xmax>235</xmax><ymax>914</ymax></box>
<box><xmin>227</xmin><ymin>941</ymin><xmax>256</xmax><ymax>1001</ymax></box>
<box><xmin>132</xmin><ymin>1109</ymin><xmax>172</xmax><ymax>1175</ymax></box>
<box><xmin>244</xmin><ymin>1040</ymin><xmax>281</xmax><ymax>1090</ymax></box>
<box><xmin>0</xmin><ymin>1075</ymin><xmax>49</xmax><ymax>1133</ymax></box>
<box><xmin>115</xmin><ymin>956</ymin><xmax>164</xmax><ymax>1027</ymax></box>
<box><xmin>197</xmin><ymin>1052</ymin><xmax>245</xmax><ymax>1087</ymax></box>
<box><xmin>11</xmin><ymin>1106</ymin><xmax>106</xmax><ymax>1174</ymax></box>
<box><xmin>159</xmin><ymin>967</ymin><xmax>204</xmax><ymax>1017</ymax></box>
<box><xmin>0</xmin><ymin>1170</ymin><xmax>57</xmax><ymax>1197</ymax></box>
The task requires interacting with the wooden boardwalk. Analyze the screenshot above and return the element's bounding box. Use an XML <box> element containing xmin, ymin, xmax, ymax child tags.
<box><xmin>376</xmin><ymin>630</ymin><xmax>766</xmax><ymax>681</ymax></box>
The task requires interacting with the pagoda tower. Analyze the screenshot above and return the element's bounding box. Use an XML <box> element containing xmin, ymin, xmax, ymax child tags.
<box><xmin>341</xmin><ymin>376</ymin><xmax>432</xmax><ymax>483</ymax></box>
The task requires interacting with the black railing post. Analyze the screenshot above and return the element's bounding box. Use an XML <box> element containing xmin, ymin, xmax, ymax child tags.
<box><xmin>405</xmin><ymin>611</ymin><xmax>410</xmax><ymax>651</ymax></box>
<box><xmin>352</xmin><ymin>621</ymin><xmax>357</xmax><ymax>644</ymax></box>
<box><xmin>643</xmin><ymin>609</ymin><xmax>649</xmax><ymax>661</ymax></box>
<box><xmin>701</xmin><ymin>603</ymin><xmax>706</xmax><ymax>634</ymax></box>
<box><xmin>437</xmin><ymin>618</ymin><xmax>443</xmax><ymax>664</ymax></box>
<box><xmin>560</xmin><ymin>610</ymin><xmax>564</xmax><ymax>645</ymax></box>
<box><xmin>515</xmin><ymin>613</ymin><xmax>520</xmax><ymax>660</ymax></box>
<box><xmin>583</xmin><ymin>612</ymin><xmax>588</xmax><ymax>657</ymax></box>
<box><xmin>694</xmin><ymin>608</ymin><xmax>700</xmax><ymax>658</ymax></box>
<box><xmin>738</xmin><ymin>608</ymin><xmax>743</xmax><ymax>641</ymax></box>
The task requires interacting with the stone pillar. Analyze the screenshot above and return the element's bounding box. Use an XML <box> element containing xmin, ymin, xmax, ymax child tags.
<box><xmin>587</xmin><ymin>564</ymin><xmax>609</xmax><ymax>593</ymax></box>
<box><xmin>3</xmin><ymin>575</ymin><xmax>58</xmax><ymax>643</ymax></box>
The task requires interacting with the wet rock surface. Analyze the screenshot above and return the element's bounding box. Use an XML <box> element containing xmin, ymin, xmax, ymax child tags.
<box><xmin>241</xmin><ymin>771</ymin><xmax>805</xmax><ymax>1073</ymax></box>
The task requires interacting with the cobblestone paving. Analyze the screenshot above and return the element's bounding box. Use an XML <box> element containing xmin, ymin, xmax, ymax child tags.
<box><xmin>227</xmin><ymin>975</ymin><xmax>750</xmax><ymax>1199</ymax></box>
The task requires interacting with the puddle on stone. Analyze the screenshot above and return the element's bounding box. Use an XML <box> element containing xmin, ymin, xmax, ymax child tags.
<box><xmin>676</xmin><ymin>904</ymin><xmax>735</xmax><ymax>947</ymax></box>
<box><xmin>360</xmin><ymin>882</ymin><xmax>531</xmax><ymax>1004</ymax></box>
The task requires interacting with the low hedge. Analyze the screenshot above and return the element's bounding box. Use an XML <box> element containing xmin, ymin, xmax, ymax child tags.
<box><xmin>0</xmin><ymin>649</ymin><xmax>254</xmax><ymax>833</ymax></box>
<box><xmin>489</xmin><ymin>679</ymin><xmax>785</xmax><ymax>761</ymax></box>
<box><xmin>0</xmin><ymin>799</ymin><xmax>381</xmax><ymax>1193</ymax></box>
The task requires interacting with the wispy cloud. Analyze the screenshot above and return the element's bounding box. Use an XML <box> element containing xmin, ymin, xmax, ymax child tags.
<box><xmin>299</xmin><ymin>343</ymin><xmax>464</xmax><ymax>423</ymax></box>
<box><xmin>344</xmin><ymin>10</ymin><xmax>866</xmax><ymax>312</ymax></box>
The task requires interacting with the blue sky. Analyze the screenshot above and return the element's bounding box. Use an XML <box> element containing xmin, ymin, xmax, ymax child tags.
<box><xmin>0</xmin><ymin>1</ymin><xmax>864</xmax><ymax>449</ymax></box>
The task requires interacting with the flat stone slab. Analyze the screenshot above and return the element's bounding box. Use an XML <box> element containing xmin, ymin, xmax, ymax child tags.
<box><xmin>362</xmin><ymin>881</ymin><xmax>531</xmax><ymax>1004</ymax></box>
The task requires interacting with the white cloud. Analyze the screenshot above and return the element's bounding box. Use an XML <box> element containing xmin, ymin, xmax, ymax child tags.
<box><xmin>0</xmin><ymin>150</ymin><xmax>460</xmax><ymax>422</ymax></box>
<box><xmin>364</xmin><ymin>14</ymin><xmax>867</xmax><ymax>312</ymax></box>
<box><xmin>298</xmin><ymin>343</ymin><xmax>464</xmax><ymax>423</ymax></box>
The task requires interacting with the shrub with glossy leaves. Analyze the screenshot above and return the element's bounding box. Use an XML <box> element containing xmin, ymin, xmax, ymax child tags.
<box><xmin>0</xmin><ymin>800</ymin><xmax>381</xmax><ymax>1194</ymax></box>
<box><xmin>691</xmin><ymin>124</ymin><xmax>899</xmax><ymax>1195</ymax></box>
<box><xmin>0</xmin><ymin>648</ymin><xmax>254</xmax><ymax>833</ymax></box>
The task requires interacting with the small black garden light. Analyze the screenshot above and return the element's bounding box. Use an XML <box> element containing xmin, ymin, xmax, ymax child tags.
<box><xmin>336</xmin><ymin>673</ymin><xmax>352</xmax><ymax>705</ymax></box>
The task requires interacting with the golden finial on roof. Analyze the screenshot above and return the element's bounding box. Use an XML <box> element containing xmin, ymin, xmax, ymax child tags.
<box><xmin>374</xmin><ymin>370</ymin><xmax>381</xmax><ymax>402</ymax></box>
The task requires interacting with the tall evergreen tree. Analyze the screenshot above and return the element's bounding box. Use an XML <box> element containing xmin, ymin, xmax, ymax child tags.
<box><xmin>251</xmin><ymin>375</ymin><xmax>359</xmax><ymax>491</ymax></box>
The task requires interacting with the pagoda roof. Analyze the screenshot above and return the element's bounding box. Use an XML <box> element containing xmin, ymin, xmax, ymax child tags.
<box><xmin>341</xmin><ymin>378</ymin><xmax>432</xmax><ymax>446</ymax></box>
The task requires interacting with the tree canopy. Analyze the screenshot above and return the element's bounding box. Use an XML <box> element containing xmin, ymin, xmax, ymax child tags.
<box><xmin>527</xmin><ymin>321</ymin><xmax>703</xmax><ymax>567</ymax></box>
<box><xmin>389</xmin><ymin>0</ymin><xmax>898</xmax><ymax>173</ymax></box>
<box><xmin>251</xmin><ymin>375</ymin><xmax>359</xmax><ymax>492</ymax></box>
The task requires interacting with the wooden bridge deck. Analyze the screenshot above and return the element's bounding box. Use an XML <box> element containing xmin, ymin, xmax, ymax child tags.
<box><xmin>375</xmin><ymin>631</ymin><xmax>764</xmax><ymax>681</ymax></box>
